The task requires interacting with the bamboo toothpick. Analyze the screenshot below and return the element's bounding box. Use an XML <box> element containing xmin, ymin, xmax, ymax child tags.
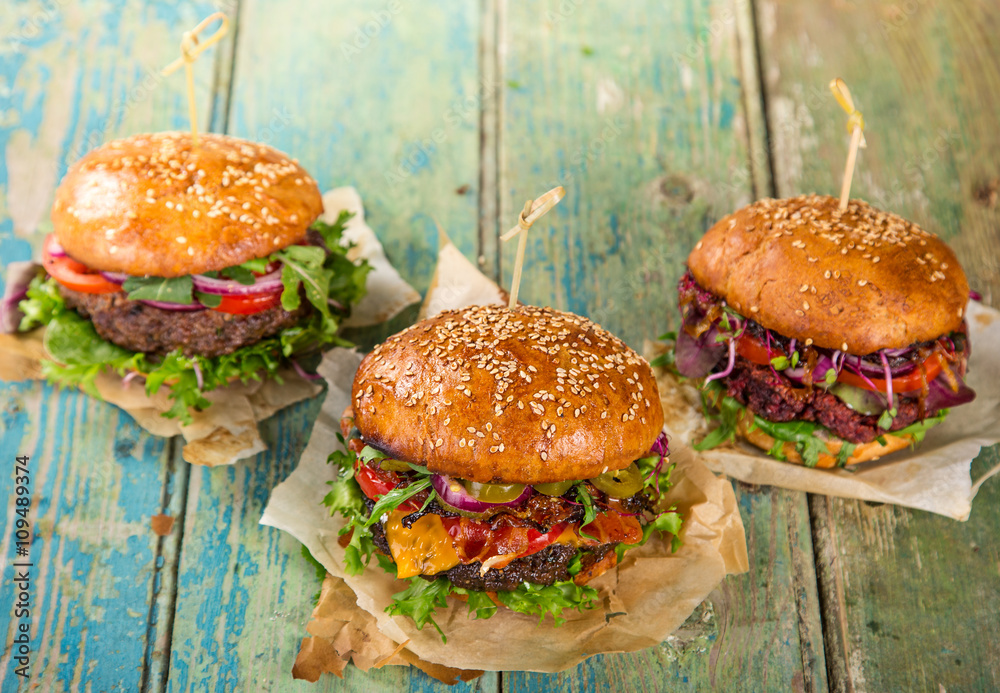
<box><xmin>162</xmin><ymin>12</ymin><xmax>229</xmax><ymax>147</ymax></box>
<box><xmin>501</xmin><ymin>186</ymin><xmax>565</xmax><ymax>309</ymax></box>
<box><xmin>829</xmin><ymin>78</ymin><xmax>867</xmax><ymax>212</ymax></box>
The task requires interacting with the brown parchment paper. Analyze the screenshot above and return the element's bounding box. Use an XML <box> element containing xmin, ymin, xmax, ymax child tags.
<box><xmin>261</xmin><ymin>238</ymin><xmax>748</xmax><ymax>673</ymax></box>
<box><xmin>0</xmin><ymin>187</ymin><xmax>419</xmax><ymax>466</ymax></box>
<box><xmin>649</xmin><ymin>300</ymin><xmax>1000</xmax><ymax>521</ymax></box>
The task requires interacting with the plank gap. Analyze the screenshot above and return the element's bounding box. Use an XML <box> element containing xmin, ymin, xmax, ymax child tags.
<box><xmin>208</xmin><ymin>0</ymin><xmax>242</xmax><ymax>134</ymax></box>
<box><xmin>478</xmin><ymin>0</ymin><xmax>501</xmax><ymax>282</ymax></box>
<box><xmin>142</xmin><ymin>437</ymin><xmax>193</xmax><ymax>693</ymax></box>
<box><xmin>745</xmin><ymin>0</ymin><xmax>778</xmax><ymax>199</ymax></box>
<box><xmin>808</xmin><ymin>493</ymin><xmax>853</xmax><ymax>693</ymax></box>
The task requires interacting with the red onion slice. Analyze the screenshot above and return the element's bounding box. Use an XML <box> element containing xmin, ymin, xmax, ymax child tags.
<box><xmin>431</xmin><ymin>474</ymin><xmax>532</xmax><ymax>512</ymax></box>
<box><xmin>99</xmin><ymin>271</ymin><xmax>130</xmax><ymax>285</ymax></box>
<box><xmin>192</xmin><ymin>268</ymin><xmax>283</xmax><ymax>296</ymax></box>
<box><xmin>47</xmin><ymin>238</ymin><xmax>67</xmax><ymax>258</ymax></box>
<box><xmin>140</xmin><ymin>299</ymin><xmax>206</xmax><ymax>312</ymax></box>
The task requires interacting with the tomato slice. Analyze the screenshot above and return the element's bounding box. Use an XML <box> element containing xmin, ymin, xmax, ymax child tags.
<box><xmin>837</xmin><ymin>352</ymin><xmax>945</xmax><ymax>394</ymax></box>
<box><xmin>42</xmin><ymin>235</ymin><xmax>122</xmax><ymax>294</ymax></box>
<box><xmin>353</xmin><ymin>462</ymin><xmax>400</xmax><ymax>500</ymax></box>
<box><xmin>522</xmin><ymin>523</ymin><xmax>567</xmax><ymax>556</ymax></box>
<box><xmin>738</xmin><ymin>329</ymin><xmax>946</xmax><ymax>394</ymax></box>
<box><xmin>736</xmin><ymin>332</ymin><xmax>775</xmax><ymax>366</ymax></box>
<box><xmin>212</xmin><ymin>292</ymin><xmax>282</xmax><ymax>315</ymax></box>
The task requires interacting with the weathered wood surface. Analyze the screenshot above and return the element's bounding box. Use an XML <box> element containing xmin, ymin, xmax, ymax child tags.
<box><xmin>500</xmin><ymin>1</ymin><xmax>826</xmax><ymax>691</ymax></box>
<box><xmin>0</xmin><ymin>3</ymin><xmax>226</xmax><ymax>692</ymax></box>
<box><xmin>1</xmin><ymin>0</ymin><xmax>998</xmax><ymax>691</ymax></box>
<box><xmin>757</xmin><ymin>1</ymin><xmax>1000</xmax><ymax>691</ymax></box>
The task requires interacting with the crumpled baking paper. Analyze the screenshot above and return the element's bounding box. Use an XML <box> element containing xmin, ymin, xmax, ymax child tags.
<box><xmin>261</xmin><ymin>237</ymin><xmax>748</xmax><ymax>675</ymax></box>
<box><xmin>650</xmin><ymin>300</ymin><xmax>1000</xmax><ymax>520</ymax></box>
<box><xmin>0</xmin><ymin>187</ymin><xmax>419</xmax><ymax>466</ymax></box>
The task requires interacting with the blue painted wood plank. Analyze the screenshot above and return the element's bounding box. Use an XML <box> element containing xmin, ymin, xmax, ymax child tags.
<box><xmin>498</xmin><ymin>0</ymin><xmax>828</xmax><ymax>690</ymax></box>
<box><xmin>0</xmin><ymin>1</ymin><xmax>232</xmax><ymax>690</ymax></box>
<box><xmin>165</xmin><ymin>1</ymin><xmax>497</xmax><ymax>690</ymax></box>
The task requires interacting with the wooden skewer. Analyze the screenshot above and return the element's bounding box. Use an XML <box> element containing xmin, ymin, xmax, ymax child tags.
<box><xmin>162</xmin><ymin>12</ymin><xmax>230</xmax><ymax>147</ymax></box>
<box><xmin>829</xmin><ymin>78</ymin><xmax>867</xmax><ymax>212</ymax></box>
<box><xmin>501</xmin><ymin>186</ymin><xmax>565</xmax><ymax>309</ymax></box>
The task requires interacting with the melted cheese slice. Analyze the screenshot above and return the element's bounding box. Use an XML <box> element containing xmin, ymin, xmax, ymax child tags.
<box><xmin>384</xmin><ymin>509</ymin><xmax>461</xmax><ymax>579</ymax></box>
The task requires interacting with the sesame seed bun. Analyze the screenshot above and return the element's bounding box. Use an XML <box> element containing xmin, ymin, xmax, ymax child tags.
<box><xmin>351</xmin><ymin>304</ymin><xmax>664</xmax><ymax>485</ymax></box>
<box><xmin>688</xmin><ymin>194</ymin><xmax>969</xmax><ymax>354</ymax></box>
<box><xmin>732</xmin><ymin>407</ymin><xmax>912</xmax><ymax>468</ymax></box>
<box><xmin>51</xmin><ymin>132</ymin><xmax>323</xmax><ymax>278</ymax></box>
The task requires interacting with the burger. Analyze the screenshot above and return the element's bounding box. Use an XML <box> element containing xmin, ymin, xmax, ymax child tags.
<box><xmin>670</xmin><ymin>194</ymin><xmax>974</xmax><ymax>468</ymax></box>
<box><xmin>12</xmin><ymin>132</ymin><xmax>369</xmax><ymax>422</ymax></box>
<box><xmin>324</xmin><ymin>303</ymin><xmax>681</xmax><ymax>635</ymax></box>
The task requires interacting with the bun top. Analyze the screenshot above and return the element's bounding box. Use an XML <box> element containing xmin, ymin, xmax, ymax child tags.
<box><xmin>688</xmin><ymin>194</ymin><xmax>969</xmax><ymax>354</ymax></box>
<box><xmin>351</xmin><ymin>304</ymin><xmax>664</xmax><ymax>484</ymax></box>
<box><xmin>51</xmin><ymin>132</ymin><xmax>323</xmax><ymax>277</ymax></box>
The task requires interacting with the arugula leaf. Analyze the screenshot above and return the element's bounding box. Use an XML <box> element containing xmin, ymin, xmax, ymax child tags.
<box><xmin>693</xmin><ymin>385</ymin><xmax>742</xmax><ymax>451</ymax></box>
<box><xmin>358</xmin><ymin>445</ymin><xmax>387</xmax><ymax>463</ymax></box>
<box><xmin>363</xmin><ymin>478</ymin><xmax>432</xmax><ymax>529</ymax></box>
<box><xmin>276</xmin><ymin>244</ymin><xmax>329</xmax><ymax>312</ymax></box>
<box><xmin>635</xmin><ymin>454</ymin><xmax>675</xmax><ymax>499</ymax></box>
<box><xmin>220</xmin><ymin>265</ymin><xmax>256</xmax><ymax>285</ymax></box>
<box><xmin>835</xmin><ymin>442</ymin><xmax>857</xmax><ymax>467</ymax></box>
<box><xmin>236</xmin><ymin>257</ymin><xmax>271</xmax><ymax>274</ymax></box>
<box><xmin>194</xmin><ymin>291</ymin><xmax>222</xmax><ymax>308</ymax></box>
<box><xmin>574</xmin><ymin>483</ymin><xmax>599</xmax><ymax>541</ymax></box>
<box><xmin>894</xmin><ymin>409</ymin><xmax>948</xmax><ymax>444</ymax></box>
<box><xmin>122</xmin><ymin>275</ymin><xmax>194</xmax><ymax>304</ymax></box>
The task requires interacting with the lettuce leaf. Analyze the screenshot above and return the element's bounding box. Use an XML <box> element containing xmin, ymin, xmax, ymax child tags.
<box><xmin>695</xmin><ymin>380</ymin><xmax>949</xmax><ymax>467</ymax></box>
<box><xmin>17</xmin><ymin>213</ymin><xmax>369</xmax><ymax>424</ymax></box>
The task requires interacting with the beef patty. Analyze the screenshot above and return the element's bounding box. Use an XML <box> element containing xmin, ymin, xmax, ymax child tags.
<box><xmin>60</xmin><ymin>286</ymin><xmax>306</xmax><ymax>357</ymax></box>
<box><xmin>367</xmin><ymin>496</ymin><xmax>622</xmax><ymax>592</ymax></box>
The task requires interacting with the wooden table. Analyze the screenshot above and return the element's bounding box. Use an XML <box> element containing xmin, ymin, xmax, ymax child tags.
<box><xmin>2</xmin><ymin>1</ymin><xmax>998</xmax><ymax>691</ymax></box>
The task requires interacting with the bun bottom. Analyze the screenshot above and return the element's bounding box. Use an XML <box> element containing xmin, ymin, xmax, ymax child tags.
<box><xmin>734</xmin><ymin>409</ymin><xmax>913</xmax><ymax>468</ymax></box>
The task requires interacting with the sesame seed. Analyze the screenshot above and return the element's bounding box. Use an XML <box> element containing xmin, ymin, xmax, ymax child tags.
<box><xmin>800</xmin><ymin>284</ymin><xmax>809</xmax><ymax>292</ymax></box>
<box><xmin>177</xmin><ymin>236</ymin><xmax>187</xmax><ymax>244</ymax></box>
<box><xmin>802</xmin><ymin>301</ymin><xmax>810</xmax><ymax>310</ymax></box>
<box><xmin>858</xmin><ymin>279</ymin><xmax>867</xmax><ymax>286</ymax></box>
<box><xmin>805</xmin><ymin>338</ymin><xmax>813</xmax><ymax>346</ymax></box>
<box><xmin>842</xmin><ymin>342</ymin><xmax>849</xmax><ymax>351</ymax></box>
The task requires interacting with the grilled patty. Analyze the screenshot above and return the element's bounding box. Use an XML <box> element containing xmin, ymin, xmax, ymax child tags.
<box><xmin>60</xmin><ymin>286</ymin><xmax>306</xmax><ymax>357</ymax></box>
<box><xmin>724</xmin><ymin>359</ymin><xmax>922</xmax><ymax>443</ymax></box>
<box><xmin>678</xmin><ymin>271</ymin><xmax>960</xmax><ymax>445</ymax></box>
